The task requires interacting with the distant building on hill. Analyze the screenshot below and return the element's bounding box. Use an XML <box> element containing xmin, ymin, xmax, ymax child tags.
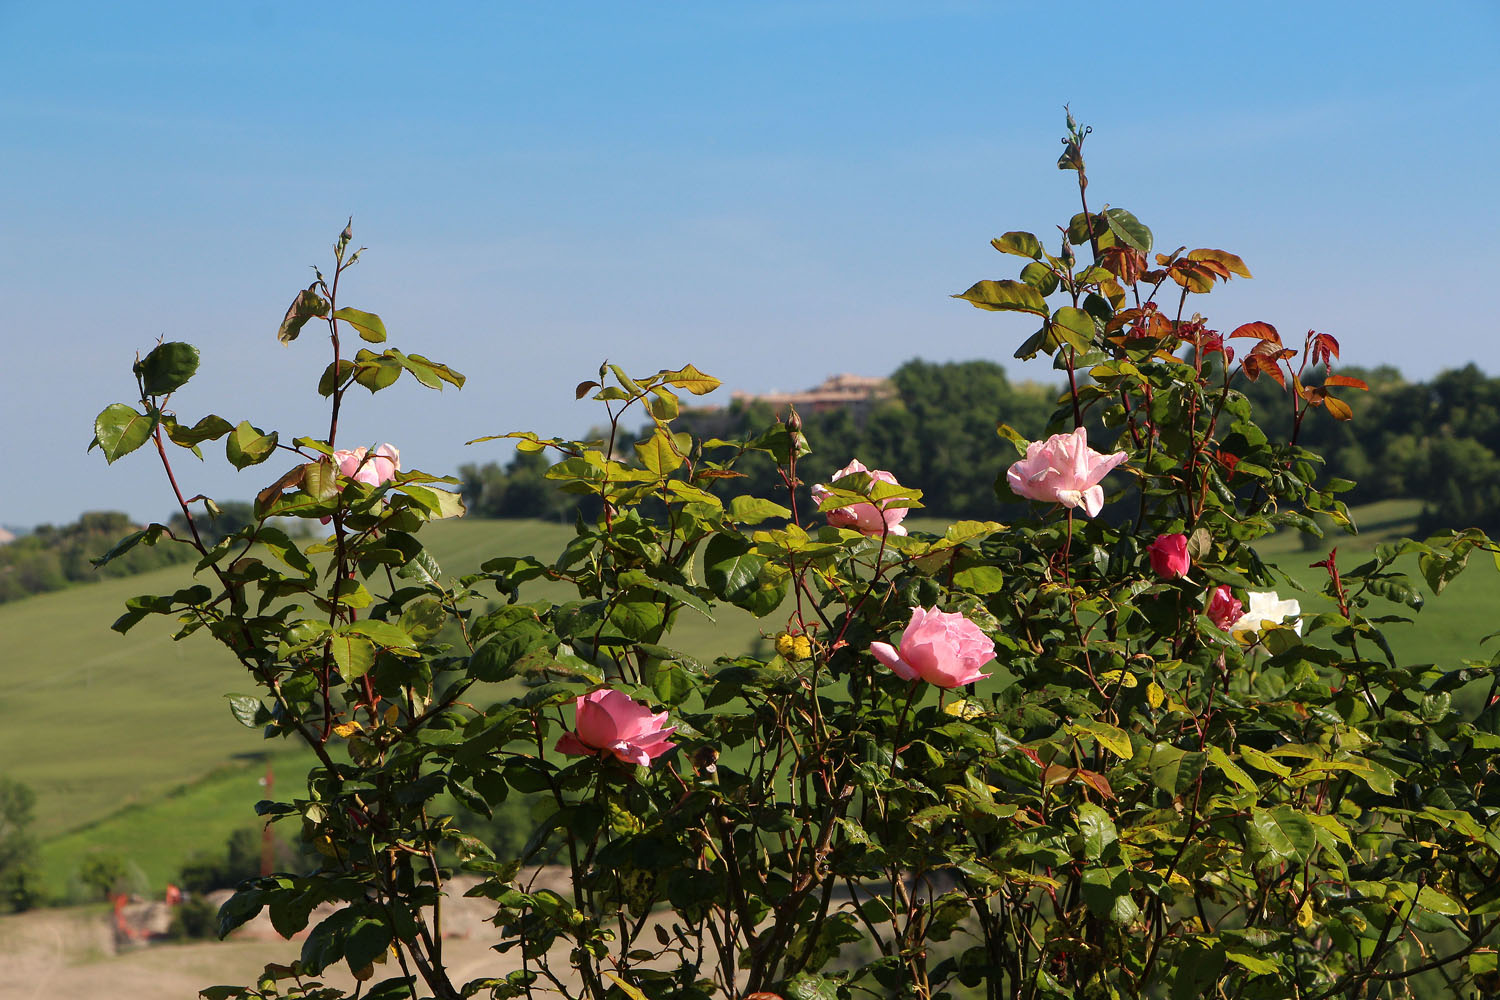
<box><xmin>729</xmin><ymin>373</ymin><xmax>896</xmax><ymax>416</ymax></box>
<box><xmin>0</xmin><ymin>527</ymin><xmax>15</xmax><ymax>546</ymax></box>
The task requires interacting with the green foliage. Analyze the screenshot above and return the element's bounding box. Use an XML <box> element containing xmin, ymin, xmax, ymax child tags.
<box><xmin>0</xmin><ymin>776</ymin><xmax>43</xmax><ymax>912</ymax></box>
<box><xmin>97</xmin><ymin>137</ymin><xmax>1500</xmax><ymax>1000</ymax></box>
<box><xmin>76</xmin><ymin>851</ymin><xmax>129</xmax><ymax>901</ymax></box>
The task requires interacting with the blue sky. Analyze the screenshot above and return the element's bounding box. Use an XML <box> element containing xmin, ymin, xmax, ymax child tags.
<box><xmin>3</xmin><ymin>1</ymin><xmax>1497</xmax><ymax>527</ymax></box>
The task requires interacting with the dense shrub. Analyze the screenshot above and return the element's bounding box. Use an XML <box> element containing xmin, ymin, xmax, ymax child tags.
<box><xmin>97</xmin><ymin>121</ymin><xmax>1500</xmax><ymax>999</ymax></box>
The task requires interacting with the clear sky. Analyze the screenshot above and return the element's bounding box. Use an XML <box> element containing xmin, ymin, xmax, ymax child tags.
<box><xmin>3</xmin><ymin>1</ymin><xmax>1497</xmax><ymax>528</ymax></box>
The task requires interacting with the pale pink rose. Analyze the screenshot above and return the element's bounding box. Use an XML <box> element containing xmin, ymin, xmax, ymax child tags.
<box><xmin>322</xmin><ymin>444</ymin><xmax>401</xmax><ymax>523</ymax></box>
<box><xmin>1147</xmin><ymin>533</ymin><xmax>1191</xmax><ymax>579</ymax></box>
<box><xmin>1005</xmin><ymin>427</ymin><xmax>1128</xmax><ymax>518</ymax></box>
<box><xmin>810</xmin><ymin>459</ymin><xmax>909</xmax><ymax>537</ymax></box>
<box><xmin>871</xmin><ymin>607</ymin><xmax>995</xmax><ymax>688</ymax></box>
<box><xmin>335</xmin><ymin>443</ymin><xmax>400</xmax><ymax>487</ymax></box>
<box><xmin>556</xmin><ymin>689</ymin><xmax>676</xmax><ymax>766</ymax></box>
<box><xmin>1206</xmin><ymin>585</ymin><xmax>1243</xmax><ymax>630</ymax></box>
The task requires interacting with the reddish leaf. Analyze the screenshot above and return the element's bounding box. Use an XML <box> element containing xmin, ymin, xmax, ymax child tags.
<box><xmin>1074</xmin><ymin>769</ymin><xmax>1116</xmax><ymax>800</ymax></box>
<box><xmin>1310</xmin><ymin>332</ymin><xmax>1341</xmax><ymax>367</ymax></box>
<box><xmin>1242</xmin><ymin>353</ymin><xmax>1287</xmax><ymax>390</ymax></box>
<box><xmin>1229</xmin><ymin>321</ymin><xmax>1281</xmax><ymax>343</ymax></box>
<box><xmin>256</xmin><ymin>464</ymin><xmax>306</xmax><ymax>512</ymax></box>
<box><xmin>1324</xmin><ymin>374</ymin><xmax>1369</xmax><ymax>391</ymax></box>
<box><xmin>574</xmin><ymin>380</ymin><xmax>600</xmax><ymax>400</ymax></box>
<box><xmin>1100</xmin><ymin>245</ymin><xmax>1145</xmax><ymax>284</ymax></box>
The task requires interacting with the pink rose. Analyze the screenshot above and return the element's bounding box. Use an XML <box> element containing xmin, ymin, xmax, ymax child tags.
<box><xmin>322</xmin><ymin>444</ymin><xmax>401</xmax><ymax>524</ymax></box>
<box><xmin>871</xmin><ymin>607</ymin><xmax>995</xmax><ymax>688</ymax></box>
<box><xmin>556</xmin><ymin>689</ymin><xmax>676</xmax><ymax>766</ymax></box>
<box><xmin>335</xmin><ymin>443</ymin><xmax>400</xmax><ymax>486</ymax></box>
<box><xmin>1005</xmin><ymin>427</ymin><xmax>1128</xmax><ymax>518</ymax></box>
<box><xmin>810</xmin><ymin>459</ymin><xmax>909</xmax><ymax>537</ymax></box>
<box><xmin>1206</xmin><ymin>585</ymin><xmax>1243</xmax><ymax>630</ymax></box>
<box><xmin>1147</xmin><ymin>534</ymin><xmax>1191</xmax><ymax>579</ymax></box>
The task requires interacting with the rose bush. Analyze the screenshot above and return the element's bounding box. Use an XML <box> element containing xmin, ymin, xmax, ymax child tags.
<box><xmin>94</xmin><ymin>119</ymin><xmax>1500</xmax><ymax>1000</ymax></box>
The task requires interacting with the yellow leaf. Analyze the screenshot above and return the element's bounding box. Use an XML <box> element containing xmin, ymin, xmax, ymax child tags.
<box><xmin>383</xmin><ymin>704</ymin><xmax>400</xmax><ymax>727</ymax></box>
<box><xmin>1146</xmin><ymin>682</ymin><xmax>1164</xmax><ymax>709</ymax></box>
<box><xmin>332</xmin><ymin>720</ymin><xmax>363</xmax><ymax>739</ymax></box>
<box><xmin>604</xmin><ymin>973</ymin><xmax>650</xmax><ymax>1000</ymax></box>
<box><xmin>1296</xmin><ymin>898</ymin><xmax>1315</xmax><ymax>928</ymax></box>
<box><xmin>944</xmin><ymin>698</ymin><xmax>985</xmax><ymax>720</ymax></box>
<box><xmin>773</xmin><ymin>632</ymin><xmax>813</xmax><ymax>661</ymax></box>
<box><xmin>1098</xmin><ymin>669</ymin><xmax>1138</xmax><ymax>688</ymax></box>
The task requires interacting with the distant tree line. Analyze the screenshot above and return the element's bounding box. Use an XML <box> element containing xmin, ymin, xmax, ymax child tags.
<box><xmin>0</xmin><ymin>503</ymin><xmax>257</xmax><ymax>605</ymax></box>
<box><xmin>8</xmin><ymin>361</ymin><xmax>1496</xmax><ymax>608</ymax></box>
<box><xmin>1239</xmin><ymin>362</ymin><xmax>1500</xmax><ymax>534</ymax></box>
<box><xmin>460</xmin><ymin>358</ymin><xmax>1500</xmax><ymax>535</ymax></box>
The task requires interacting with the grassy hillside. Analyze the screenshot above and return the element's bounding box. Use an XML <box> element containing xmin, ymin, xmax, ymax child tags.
<box><xmin>6</xmin><ymin>506</ymin><xmax>1498</xmax><ymax>891</ymax></box>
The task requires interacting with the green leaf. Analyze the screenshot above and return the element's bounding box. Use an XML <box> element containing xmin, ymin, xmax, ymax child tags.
<box><xmin>342</xmin><ymin>620</ymin><xmax>416</xmax><ymax>649</ymax></box>
<box><xmin>705</xmin><ymin>533</ymin><xmax>767</xmax><ymax>604</ymax></box>
<box><xmin>397</xmin><ymin>484</ymin><xmax>466</xmax><ymax>520</ymax></box>
<box><xmin>1249</xmin><ymin>805</ymin><xmax>1315</xmax><ymax>863</ymax></box>
<box><xmin>635</xmin><ymin>427</ymin><xmax>684</xmax><ymax>476</ymax></box>
<box><xmin>136</xmin><ymin>341</ymin><xmax>200</xmax><ymax>394</ymax></box>
<box><xmin>164</xmin><ymin>414</ymin><xmax>233</xmax><ymax>448</ymax></box>
<box><xmin>353</xmin><ymin>350</ymin><xmax>402</xmax><ymax>393</ymax></box>
<box><xmin>469</xmin><ymin>619</ymin><xmax>554</xmax><ymax>682</ymax></box>
<box><xmin>332</xmin><ymin>307</ymin><xmax>388</xmax><ymax>344</ymax></box>
<box><xmin>91</xmin><ymin>523</ymin><xmax>167</xmax><ymax>567</ymax></box>
<box><xmin>1206</xmin><ymin>746</ymin><xmax>1259</xmax><ymax>795</ymax></box>
<box><xmin>650</xmin><ymin>662</ymin><xmax>692</xmax><ymax>706</ymax></box>
<box><xmin>277</xmin><ymin>286</ymin><xmax>330</xmax><ymax>344</ymax></box>
<box><xmin>1068</xmin><ymin>720</ymin><xmax>1133</xmax><ymax>760</ymax></box>
<box><xmin>991</xmin><ymin>231</ymin><xmax>1042</xmax><ymax>259</ymax></box>
<box><xmin>226</xmin><ymin>421</ymin><xmax>278</xmax><ymax>469</ymax></box>
<box><xmin>1224</xmin><ymin>950</ymin><xmax>1278</xmax><ymax>976</ymax></box>
<box><xmin>1050</xmin><ymin>306</ymin><xmax>1097</xmax><ymax>353</ymax></box>
<box><xmin>216</xmin><ymin>888</ymin><xmax>266</xmax><ymax>939</ymax></box>
<box><xmin>952</xmin><ymin>279</ymin><xmax>1048</xmax><ymax>316</ymax></box>
<box><xmin>1103</xmin><ymin>207</ymin><xmax>1153</xmax><ymax>254</ymax></box>
<box><xmin>1020</xmin><ymin>261</ymin><xmax>1059</xmax><ymax>295</ymax></box>
<box><xmin>729</xmin><ymin>496</ymin><xmax>791</xmax><ymax>525</ymax></box>
<box><xmin>1143</xmin><ymin>743</ymin><xmax>1205</xmax><ymax>796</ymax></box>
<box><xmin>1239</xmin><ymin>745</ymin><xmax>1292</xmax><ymax>778</ymax></box>
<box><xmin>1080</xmin><ymin>866</ymin><xmax>1138</xmax><ymax>925</ymax></box>
<box><xmin>952</xmin><ymin>565</ymin><xmax>1005</xmax><ymax>593</ymax></box>
<box><xmin>93</xmin><ymin>403</ymin><xmax>157</xmax><ymax>464</ymax></box>
<box><xmin>617</xmin><ymin>570</ymin><xmax>714</xmax><ymax>621</ymax></box>
<box><xmin>329</xmin><ymin>634</ymin><xmax>376</xmax><ymax>678</ymax></box>
<box><xmin>227</xmin><ymin>695</ymin><xmax>270</xmax><ymax>729</ymax></box>
<box><xmin>318</xmin><ymin>359</ymin><xmax>357</xmax><ymax>396</ymax></box>
<box><xmin>1416</xmin><ymin>885</ymin><xmax>1466</xmax><ymax>916</ymax></box>
<box><xmin>657</xmin><ymin>363</ymin><xmax>720</xmax><ymax>395</ymax></box>
<box><xmin>1075</xmin><ymin>802</ymin><xmax>1117</xmax><ymax>861</ymax></box>
<box><xmin>258</xmin><ymin>527</ymin><xmax>315</xmax><ymax>579</ymax></box>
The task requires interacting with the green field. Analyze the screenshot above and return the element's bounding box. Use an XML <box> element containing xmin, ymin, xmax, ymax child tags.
<box><xmin>4</xmin><ymin>506</ymin><xmax>1497</xmax><ymax>893</ymax></box>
